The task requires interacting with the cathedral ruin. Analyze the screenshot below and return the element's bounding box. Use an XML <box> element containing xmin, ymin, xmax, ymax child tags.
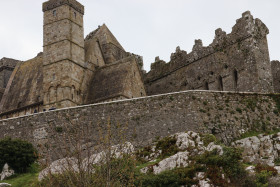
<box><xmin>0</xmin><ymin>0</ymin><xmax>279</xmax><ymax>119</ymax></box>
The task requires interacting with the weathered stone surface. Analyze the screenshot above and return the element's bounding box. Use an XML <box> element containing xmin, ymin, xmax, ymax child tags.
<box><xmin>233</xmin><ymin>132</ymin><xmax>280</xmax><ymax>166</ymax></box>
<box><xmin>38</xmin><ymin>157</ymin><xmax>79</xmax><ymax>181</ymax></box>
<box><xmin>0</xmin><ymin>55</ymin><xmax>43</xmax><ymax>118</ymax></box>
<box><xmin>192</xmin><ymin>172</ymin><xmax>213</xmax><ymax>187</ymax></box>
<box><xmin>1</xmin><ymin>0</ymin><xmax>280</xmax><ymax>122</ymax></box>
<box><xmin>0</xmin><ymin>164</ymin><xmax>14</xmax><ymax>181</ymax></box>
<box><xmin>0</xmin><ymin>183</ymin><xmax>11</xmax><ymax>187</ymax></box>
<box><xmin>144</xmin><ymin>11</ymin><xmax>273</xmax><ymax>95</ymax></box>
<box><xmin>85</xmin><ymin>56</ymin><xmax>146</xmax><ymax>104</ymax></box>
<box><xmin>272</xmin><ymin>60</ymin><xmax>280</xmax><ymax>93</ymax></box>
<box><xmin>43</xmin><ymin>1</ymin><xmax>85</xmax><ymax>109</ymax></box>
<box><xmin>39</xmin><ymin>142</ymin><xmax>134</xmax><ymax>181</ymax></box>
<box><xmin>0</xmin><ymin>91</ymin><xmax>279</xmax><ymax>161</ymax></box>
<box><xmin>146</xmin><ymin>151</ymin><xmax>190</xmax><ymax>174</ymax></box>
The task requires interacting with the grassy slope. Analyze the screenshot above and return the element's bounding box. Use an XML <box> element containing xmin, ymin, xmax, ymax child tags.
<box><xmin>2</xmin><ymin>172</ymin><xmax>38</xmax><ymax>187</ymax></box>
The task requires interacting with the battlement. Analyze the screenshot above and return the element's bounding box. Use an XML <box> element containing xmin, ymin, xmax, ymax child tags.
<box><xmin>146</xmin><ymin>11</ymin><xmax>269</xmax><ymax>82</ymax></box>
<box><xmin>42</xmin><ymin>0</ymin><xmax>84</xmax><ymax>15</ymax></box>
<box><xmin>0</xmin><ymin>58</ymin><xmax>20</xmax><ymax>69</ymax></box>
<box><xmin>144</xmin><ymin>11</ymin><xmax>272</xmax><ymax>95</ymax></box>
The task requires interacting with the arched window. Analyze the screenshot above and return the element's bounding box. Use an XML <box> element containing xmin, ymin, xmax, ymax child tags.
<box><xmin>233</xmin><ymin>69</ymin><xmax>238</xmax><ymax>90</ymax></box>
<box><xmin>218</xmin><ymin>76</ymin><xmax>223</xmax><ymax>91</ymax></box>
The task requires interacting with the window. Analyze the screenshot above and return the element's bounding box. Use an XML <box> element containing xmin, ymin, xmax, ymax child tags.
<box><xmin>74</xmin><ymin>12</ymin><xmax>77</xmax><ymax>18</ymax></box>
<box><xmin>233</xmin><ymin>69</ymin><xmax>238</xmax><ymax>90</ymax></box>
<box><xmin>53</xmin><ymin>10</ymin><xmax>57</xmax><ymax>16</ymax></box>
<box><xmin>205</xmin><ymin>82</ymin><xmax>209</xmax><ymax>90</ymax></box>
<box><xmin>218</xmin><ymin>76</ymin><xmax>223</xmax><ymax>91</ymax></box>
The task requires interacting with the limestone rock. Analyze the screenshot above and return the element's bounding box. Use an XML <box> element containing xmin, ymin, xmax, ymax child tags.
<box><xmin>39</xmin><ymin>142</ymin><xmax>134</xmax><ymax>181</ymax></box>
<box><xmin>0</xmin><ymin>164</ymin><xmax>14</xmax><ymax>181</ymax></box>
<box><xmin>176</xmin><ymin>131</ymin><xmax>203</xmax><ymax>150</ymax></box>
<box><xmin>152</xmin><ymin>151</ymin><xmax>190</xmax><ymax>174</ymax></box>
<box><xmin>206</xmin><ymin>142</ymin><xmax>223</xmax><ymax>155</ymax></box>
<box><xmin>82</xmin><ymin>142</ymin><xmax>134</xmax><ymax>171</ymax></box>
<box><xmin>0</xmin><ymin>183</ymin><xmax>11</xmax><ymax>187</ymax></box>
<box><xmin>233</xmin><ymin>133</ymin><xmax>280</xmax><ymax>166</ymax></box>
<box><xmin>38</xmin><ymin>157</ymin><xmax>79</xmax><ymax>181</ymax></box>
<box><xmin>191</xmin><ymin>172</ymin><xmax>213</xmax><ymax>187</ymax></box>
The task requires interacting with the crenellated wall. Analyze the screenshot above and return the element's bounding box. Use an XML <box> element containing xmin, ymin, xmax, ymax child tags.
<box><xmin>0</xmin><ymin>91</ymin><xmax>279</xmax><ymax>161</ymax></box>
<box><xmin>144</xmin><ymin>11</ymin><xmax>273</xmax><ymax>95</ymax></box>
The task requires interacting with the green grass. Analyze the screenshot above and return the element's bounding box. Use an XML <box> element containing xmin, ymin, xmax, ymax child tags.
<box><xmin>2</xmin><ymin>172</ymin><xmax>38</xmax><ymax>187</ymax></box>
<box><xmin>2</xmin><ymin>163</ymin><xmax>40</xmax><ymax>187</ymax></box>
<box><xmin>136</xmin><ymin>159</ymin><xmax>161</xmax><ymax>171</ymax></box>
<box><xmin>235</xmin><ymin>128</ymin><xmax>280</xmax><ymax>141</ymax></box>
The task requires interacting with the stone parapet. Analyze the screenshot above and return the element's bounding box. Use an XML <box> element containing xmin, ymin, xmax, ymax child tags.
<box><xmin>43</xmin><ymin>0</ymin><xmax>84</xmax><ymax>15</ymax></box>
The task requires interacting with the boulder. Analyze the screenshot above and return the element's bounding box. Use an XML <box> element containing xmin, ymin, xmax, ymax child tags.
<box><xmin>0</xmin><ymin>164</ymin><xmax>14</xmax><ymax>181</ymax></box>
<box><xmin>39</xmin><ymin>142</ymin><xmax>134</xmax><ymax>181</ymax></box>
<box><xmin>0</xmin><ymin>183</ymin><xmax>11</xmax><ymax>187</ymax></box>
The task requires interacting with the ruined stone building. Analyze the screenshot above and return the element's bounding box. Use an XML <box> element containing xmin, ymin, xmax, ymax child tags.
<box><xmin>0</xmin><ymin>0</ymin><xmax>279</xmax><ymax>119</ymax></box>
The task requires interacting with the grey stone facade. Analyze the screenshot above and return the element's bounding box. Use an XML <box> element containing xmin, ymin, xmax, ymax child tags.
<box><xmin>272</xmin><ymin>61</ymin><xmax>280</xmax><ymax>93</ymax></box>
<box><xmin>0</xmin><ymin>91</ymin><xmax>279</xmax><ymax>161</ymax></box>
<box><xmin>144</xmin><ymin>11</ymin><xmax>274</xmax><ymax>95</ymax></box>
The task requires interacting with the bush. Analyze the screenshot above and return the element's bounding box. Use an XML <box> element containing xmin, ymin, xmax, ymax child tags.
<box><xmin>196</xmin><ymin>147</ymin><xmax>247</xmax><ymax>186</ymax></box>
<box><xmin>136</xmin><ymin>165</ymin><xmax>204</xmax><ymax>187</ymax></box>
<box><xmin>156</xmin><ymin>136</ymin><xmax>179</xmax><ymax>158</ymax></box>
<box><xmin>0</xmin><ymin>137</ymin><xmax>38</xmax><ymax>173</ymax></box>
<box><xmin>255</xmin><ymin>171</ymin><xmax>272</xmax><ymax>187</ymax></box>
<box><xmin>202</xmin><ymin>134</ymin><xmax>216</xmax><ymax>146</ymax></box>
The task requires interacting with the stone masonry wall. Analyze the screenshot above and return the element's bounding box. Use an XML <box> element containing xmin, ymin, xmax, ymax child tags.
<box><xmin>272</xmin><ymin>61</ymin><xmax>280</xmax><ymax>93</ymax></box>
<box><xmin>144</xmin><ymin>11</ymin><xmax>273</xmax><ymax>95</ymax></box>
<box><xmin>0</xmin><ymin>91</ymin><xmax>279</xmax><ymax>161</ymax></box>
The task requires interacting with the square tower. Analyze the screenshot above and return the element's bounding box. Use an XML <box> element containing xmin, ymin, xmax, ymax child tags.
<box><xmin>42</xmin><ymin>0</ymin><xmax>85</xmax><ymax>109</ymax></box>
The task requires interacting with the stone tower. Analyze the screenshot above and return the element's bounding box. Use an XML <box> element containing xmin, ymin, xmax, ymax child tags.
<box><xmin>42</xmin><ymin>0</ymin><xmax>85</xmax><ymax>109</ymax></box>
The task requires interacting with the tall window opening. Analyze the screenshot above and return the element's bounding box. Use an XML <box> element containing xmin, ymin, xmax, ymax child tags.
<box><xmin>218</xmin><ymin>76</ymin><xmax>223</xmax><ymax>91</ymax></box>
<box><xmin>205</xmin><ymin>82</ymin><xmax>209</xmax><ymax>90</ymax></box>
<box><xmin>53</xmin><ymin>10</ymin><xmax>57</xmax><ymax>16</ymax></box>
<box><xmin>233</xmin><ymin>69</ymin><xmax>238</xmax><ymax>90</ymax></box>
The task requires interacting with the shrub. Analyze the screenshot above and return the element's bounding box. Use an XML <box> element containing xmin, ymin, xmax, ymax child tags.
<box><xmin>156</xmin><ymin>136</ymin><xmax>179</xmax><ymax>158</ymax></box>
<box><xmin>136</xmin><ymin>165</ymin><xmax>204</xmax><ymax>187</ymax></box>
<box><xmin>202</xmin><ymin>134</ymin><xmax>216</xmax><ymax>146</ymax></box>
<box><xmin>255</xmin><ymin>170</ymin><xmax>273</xmax><ymax>187</ymax></box>
<box><xmin>196</xmin><ymin>147</ymin><xmax>246</xmax><ymax>186</ymax></box>
<box><xmin>255</xmin><ymin>164</ymin><xmax>277</xmax><ymax>176</ymax></box>
<box><xmin>236</xmin><ymin>107</ymin><xmax>242</xmax><ymax>114</ymax></box>
<box><xmin>0</xmin><ymin>137</ymin><xmax>38</xmax><ymax>173</ymax></box>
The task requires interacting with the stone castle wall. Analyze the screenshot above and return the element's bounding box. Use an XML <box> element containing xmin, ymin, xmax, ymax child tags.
<box><xmin>0</xmin><ymin>91</ymin><xmax>279</xmax><ymax>161</ymax></box>
<box><xmin>272</xmin><ymin>61</ymin><xmax>280</xmax><ymax>93</ymax></box>
<box><xmin>144</xmin><ymin>11</ymin><xmax>273</xmax><ymax>95</ymax></box>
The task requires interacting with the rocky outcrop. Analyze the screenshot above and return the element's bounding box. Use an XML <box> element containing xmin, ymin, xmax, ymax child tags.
<box><xmin>0</xmin><ymin>183</ymin><xmax>11</xmax><ymax>187</ymax></box>
<box><xmin>38</xmin><ymin>131</ymin><xmax>280</xmax><ymax>186</ymax></box>
<box><xmin>0</xmin><ymin>164</ymin><xmax>14</xmax><ymax>181</ymax></box>
<box><xmin>140</xmin><ymin>132</ymin><xmax>223</xmax><ymax>174</ymax></box>
<box><xmin>233</xmin><ymin>132</ymin><xmax>280</xmax><ymax>166</ymax></box>
<box><xmin>38</xmin><ymin>142</ymin><xmax>134</xmax><ymax>181</ymax></box>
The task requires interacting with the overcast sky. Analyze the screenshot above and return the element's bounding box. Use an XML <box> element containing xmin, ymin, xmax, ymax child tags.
<box><xmin>0</xmin><ymin>0</ymin><xmax>279</xmax><ymax>71</ymax></box>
